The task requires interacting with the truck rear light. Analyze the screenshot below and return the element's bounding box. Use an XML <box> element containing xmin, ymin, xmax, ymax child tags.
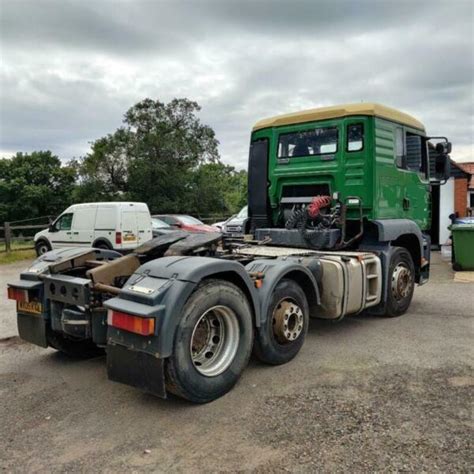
<box><xmin>107</xmin><ymin>310</ymin><xmax>155</xmax><ymax>336</ymax></box>
<box><xmin>7</xmin><ymin>287</ymin><xmax>29</xmax><ymax>303</ymax></box>
<box><xmin>115</xmin><ymin>232</ymin><xmax>122</xmax><ymax>245</ymax></box>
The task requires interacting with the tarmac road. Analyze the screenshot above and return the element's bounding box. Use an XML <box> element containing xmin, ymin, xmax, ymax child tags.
<box><xmin>0</xmin><ymin>253</ymin><xmax>472</xmax><ymax>472</ymax></box>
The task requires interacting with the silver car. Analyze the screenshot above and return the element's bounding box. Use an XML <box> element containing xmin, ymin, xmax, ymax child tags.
<box><xmin>223</xmin><ymin>206</ymin><xmax>248</xmax><ymax>236</ymax></box>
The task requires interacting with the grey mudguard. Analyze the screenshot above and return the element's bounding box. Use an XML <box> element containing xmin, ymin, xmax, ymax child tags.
<box><xmin>371</xmin><ymin>219</ymin><xmax>423</xmax><ymax>257</ymax></box>
<box><xmin>105</xmin><ymin>256</ymin><xmax>260</xmax><ymax>358</ymax></box>
<box><xmin>245</xmin><ymin>257</ymin><xmax>321</xmax><ymax>323</ymax></box>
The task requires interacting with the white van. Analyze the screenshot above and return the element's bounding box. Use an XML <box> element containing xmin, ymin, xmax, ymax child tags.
<box><xmin>34</xmin><ymin>202</ymin><xmax>153</xmax><ymax>255</ymax></box>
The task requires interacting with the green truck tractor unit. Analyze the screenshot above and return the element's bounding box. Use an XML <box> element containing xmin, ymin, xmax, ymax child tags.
<box><xmin>8</xmin><ymin>103</ymin><xmax>450</xmax><ymax>403</ymax></box>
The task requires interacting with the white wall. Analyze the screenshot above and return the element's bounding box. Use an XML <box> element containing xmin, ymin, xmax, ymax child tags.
<box><xmin>439</xmin><ymin>177</ymin><xmax>455</xmax><ymax>244</ymax></box>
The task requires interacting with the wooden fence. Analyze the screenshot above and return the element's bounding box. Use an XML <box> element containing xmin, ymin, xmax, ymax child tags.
<box><xmin>0</xmin><ymin>219</ymin><xmax>51</xmax><ymax>253</ymax></box>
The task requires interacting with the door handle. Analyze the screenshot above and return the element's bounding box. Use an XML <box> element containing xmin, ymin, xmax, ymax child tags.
<box><xmin>73</xmin><ymin>232</ymin><xmax>79</xmax><ymax>235</ymax></box>
<box><xmin>139</xmin><ymin>230</ymin><xmax>145</xmax><ymax>233</ymax></box>
<box><xmin>403</xmin><ymin>198</ymin><xmax>410</xmax><ymax>210</ymax></box>
<box><xmin>66</xmin><ymin>232</ymin><xmax>72</xmax><ymax>235</ymax></box>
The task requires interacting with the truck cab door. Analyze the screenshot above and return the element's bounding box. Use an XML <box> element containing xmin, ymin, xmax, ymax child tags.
<box><xmin>401</xmin><ymin>132</ymin><xmax>430</xmax><ymax>229</ymax></box>
<box><xmin>49</xmin><ymin>213</ymin><xmax>73</xmax><ymax>248</ymax></box>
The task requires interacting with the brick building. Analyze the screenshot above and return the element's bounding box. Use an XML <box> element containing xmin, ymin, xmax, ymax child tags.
<box><xmin>455</xmin><ymin>162</ymin><xmax>474</xmax><ymax>216</ymax></box>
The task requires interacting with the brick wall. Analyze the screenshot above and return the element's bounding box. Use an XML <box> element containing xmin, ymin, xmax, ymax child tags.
<box><xmin>454</xmin><ymin>178</ymin><xmax>468</xmax><ymax>217</ymax></box>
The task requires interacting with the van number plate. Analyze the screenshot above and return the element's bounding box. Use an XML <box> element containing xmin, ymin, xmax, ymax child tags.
<box><xmin>18</xmin><ymin>301</ymin><xmax>43</xmax><ymax>315</ymax></box>
<box><xmin>124</xmin><ymin>234</ymin><xmax>137</xmax><ymax>242</ymax></box>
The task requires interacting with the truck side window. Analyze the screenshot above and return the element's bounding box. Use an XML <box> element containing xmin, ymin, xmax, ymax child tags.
<box><xmin>405</xmin><ymin>132</ymin><xmax>423</xmax><ymax>173</ymax></box>
<box><xmin>57</xmin><ymin>213</ymin><xmax>73</xmax><ymax>231</ymax></box>
<box><xmin>347</xmin><ymin>123</ymin><xmax>364</xmax><ymax>151</ymax></box>
<box><xmin>395</xmin><ymin>127</ymin><xmax>405</xmax><ymax>168</ymax></box>
<box><xmin>278</xmin><ymin>127</ymin><xmax>338</xmax><ymax>158</ymax></box>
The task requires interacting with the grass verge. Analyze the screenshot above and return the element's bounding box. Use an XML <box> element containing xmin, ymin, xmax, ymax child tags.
<box><xmin>0</xmin><ymin>249</ymin><xmax>36</xmax><ymax>265</ymax></box>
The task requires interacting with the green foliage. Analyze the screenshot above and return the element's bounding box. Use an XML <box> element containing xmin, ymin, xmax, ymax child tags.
<box><xmin>0</xmin><ymin>151</ymin><xmax>76</xmax><ymax>222</ymax></box>
<box><xmin>188</xmin><ymin>163</ymin><xmax>247</xmax><ymax>217</ymax></box>
<box><xmin>77</xmin><ymin>98</ymin><xmax>246</xmax><ymax>216</ymax></box>
<box><xmin>0</xmin><ymin>98</ymin><xmax>248</xmax><ymax>223</ymax></box>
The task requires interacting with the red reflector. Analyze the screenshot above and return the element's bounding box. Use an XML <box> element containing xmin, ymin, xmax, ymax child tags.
<box><xmin>115</xmin><ymin>231</ymin><xmax>122</xmax><ymax>245</ymax></box>
<box><xmin>107</xmin><ymin>310</ymin><xmax>155</xmax><ymax>336</ymax></box>
<box><xmin>7</xmin><ymin>287</ymin><xmax>29</xmax><ymax>302</ymax></box>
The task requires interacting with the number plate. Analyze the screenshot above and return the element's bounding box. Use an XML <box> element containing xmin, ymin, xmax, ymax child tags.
<box><xmin>123</xmin><ymin>234</ymin><xmax>137</xmax><ymax>242</ymax></box>
<box><xmin>17</xmin><ymin>301</ymin><xmax>43</xmax><ymax>315</ymax></box>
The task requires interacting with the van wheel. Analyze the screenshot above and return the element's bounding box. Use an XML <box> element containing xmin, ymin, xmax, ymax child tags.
<box><xmin>383</xmin><ymin>247</ymin><xmax>415</xmax><ymax>317</ymax></box>
<box><xmin>254</xmin><ymin>279</ymin><xmax>309</xmax><ymax>365</ymax></box>
<box><xmin>35</xmin><ymin>240</ymin><xmax>51</xmax><ymax>256</ymax></box>
<box><xmin>94</xmin><ymin>241</ymin><xmax>112</xmax><ymax>250</ymax></box>
<box><xmin>165</xmin><ymin>279</ymin><xmax>253</xmax><ymax>403</ymax></box>
<box><xmin>47</xmin><ymin>331</ymin><xmax>104</xmax><ymax>358</ymax></box>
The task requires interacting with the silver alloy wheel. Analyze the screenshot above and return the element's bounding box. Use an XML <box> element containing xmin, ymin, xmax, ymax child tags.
<box><xmin>190</xmin><ymin>305</ymin><xmax>240</xmax><ymax>377</ymax></box>
<box><xmin>272</xmin><ymin>299</ymin><xmax>304</xmax><ymax>344</ymax></box>
<box><xmin>391</xmin><ymin>263</ymin><xmax>413</xmax><ymax>301</ymax></box>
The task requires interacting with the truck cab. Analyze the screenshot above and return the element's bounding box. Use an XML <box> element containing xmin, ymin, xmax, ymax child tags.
<box><xmin>8</xmin><ymin>104</ymin><xmax>451</xmax><ymax>404</ymax></box>
<box><xmin>248</xmin><ymin>103</ymin><xmax>450</xmax><ymax>283</ymax></box>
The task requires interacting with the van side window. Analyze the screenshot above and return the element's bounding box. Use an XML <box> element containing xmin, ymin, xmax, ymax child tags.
<box><xmin>395</xmin><ymin>127</ymin><xmax>405</xmax><ymax>168</ymax></box>
<box><xmin>347</xmin><ymin>124</ymin><xmax>364</xmax><ymax>151</ymax></box>
<box><xmin>278</xmin><ymin>127</ymin><xmax>338</xmax><ymax>158</ymax></box>
<box><xmin>57</xmin><ymin>213</ymin><xmax>73</xmax><ymax>231</ymax></box>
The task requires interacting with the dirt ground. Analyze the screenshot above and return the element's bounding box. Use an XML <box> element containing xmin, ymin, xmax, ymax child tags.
<box><xmin>0</xmin><ymin>253</ymin><xmax>472</xmax><ymax>472</ymax></box>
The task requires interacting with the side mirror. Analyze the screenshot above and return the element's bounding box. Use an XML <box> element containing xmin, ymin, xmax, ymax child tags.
<box><xmin>431</xmin><ymin>153</ymin><xmax>450</xmax><ymax>185</ymax></box>
<box><xmin>428</xmin><ymin>137</ymin><xmax>452</xmax><ymax>185</ymax></box>
<box><xmin>174</xmin><ymin>222</ymin><xmax>182</xmax><ymax>228</ymax></box>
<box><xmin>48</xmin><ymin>224</ymin><xmax>55</xmax><ymax>232</ymax></box>
<box><xmin>435</xmin><ymin>141</ymin><xmax>452</xmax><ymax>155</ymax></box>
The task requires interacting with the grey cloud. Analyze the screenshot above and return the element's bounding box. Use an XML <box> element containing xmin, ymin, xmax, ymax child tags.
<box><xmin>0</xmin><ymin>0</ymin><xmax>472</xmax><ymax>165</ymax></box>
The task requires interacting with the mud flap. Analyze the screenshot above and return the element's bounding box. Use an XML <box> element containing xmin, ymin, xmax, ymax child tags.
<box><xmin>106</xmin><ymin>343</ymin><xmax>166</xmax><ymax>398</ymax></box>
<box><xmin>17</xmin><ymin>313</ymin><xmax>48</xmax><ymax>348</ymax></box>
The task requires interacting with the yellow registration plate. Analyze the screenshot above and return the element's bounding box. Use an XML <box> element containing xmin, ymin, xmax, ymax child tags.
<box><xmin>123</xmin><ymin>234</ymin><xmax>137</xmax><ymax>242</ymax></box>
<box><xmin>18</xmin><ymin>301</ymin><xmax>43</xmax><ymax>315</ymax></box>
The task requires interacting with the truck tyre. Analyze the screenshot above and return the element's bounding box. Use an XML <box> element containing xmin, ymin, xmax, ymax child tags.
<box><xmin>165</xmin><ymin>279</ymin><xmax>253</xmax><ymax>403</ymax></box>
<box><xmin>47</xmin><ymin>330</ymin><xmax>104</xmax><ymax>358</ymax></box>
<box><xmin>383</xmin><ymin>247</ymin><xmax>415</xmax><ymax>317</ymax></box>
<box><xmin>253</xmin><ymin>279</ymin><xmax>309</xmax><ymax>365</ymax></box>
<box><xmin>35</xmin><ymin>239</ymin><xmax>51</xmax><ymax>256</ymax></box>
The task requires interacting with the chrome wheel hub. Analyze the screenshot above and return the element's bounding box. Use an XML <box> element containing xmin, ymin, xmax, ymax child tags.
<box><xmin>190</xmin><ymin>305</ymin><xmax>239</xmax><ymax>377</ymax></box>
<box><xmin>272</xmin><ymin>300</ymin><xmax>304</xmax><ymax>344</ymax></box>
<box><xmin>391</xmin><ymin>263</ymin><xmax>413</xmax><ymax>301</ymax></box>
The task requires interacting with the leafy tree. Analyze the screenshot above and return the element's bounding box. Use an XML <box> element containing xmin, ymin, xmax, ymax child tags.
<box><xmin>77</xmin><ymin>98</ymin><xmax>220</xmax><ymax>211</ymax></box>
<box><xmin>0</xmin><ymin>151</ymin><xmax>76</xmax><ymax>222</ymax></box>
<box><xmin>222</xmin><ymin>169</ymin><xmax>248</xmax><ymax>215</ymax></box>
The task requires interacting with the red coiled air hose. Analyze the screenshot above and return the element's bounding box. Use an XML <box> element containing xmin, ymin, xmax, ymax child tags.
<box><xmin>307</xmin><ymin>195</ymin><xmax>331</xmax><ymax>219</ymax></box>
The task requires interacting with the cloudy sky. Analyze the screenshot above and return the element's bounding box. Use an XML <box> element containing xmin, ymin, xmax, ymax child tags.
<box><xmin>1</xmin><ymin>0</ymin><xmax>473</xmax><ymax>168</ymax></box>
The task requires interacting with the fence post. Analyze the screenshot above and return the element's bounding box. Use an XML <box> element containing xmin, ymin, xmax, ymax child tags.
<box><xmin>4</xmin><ymin>222</ymin><xmax>11</xmax><ymax>253</ymax></box>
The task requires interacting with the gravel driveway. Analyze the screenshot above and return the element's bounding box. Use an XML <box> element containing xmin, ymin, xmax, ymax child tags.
<box><xmin>0</xmin><ymin>253</ymin><xmax>472</xmax><ymax>472</ymax></box>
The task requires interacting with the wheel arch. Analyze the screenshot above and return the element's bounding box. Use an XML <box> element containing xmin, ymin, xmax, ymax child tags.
<box><xmin>365</xmin><ymin>219</ymin><xmax>424</xmax><ymax>283</ymax></box>
<box><xmin>106</xmin><ymin>257</ymin><xmax>261</xmax><ymax>359</ymax></box>
<box><xmin>35</xmin><ymin>236</ymin><xmax>51</xmax><ymax>247</ymax></box>
<box><xmin>92</xmin><ymin>237</ymin><xmax>113</xmax><ymax>249</ymax></box>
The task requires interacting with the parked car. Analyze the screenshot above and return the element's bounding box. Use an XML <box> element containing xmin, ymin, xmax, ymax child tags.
<box><xmin>223</xmin><ymin>205</ymin><xmax>248</xmax><ymax>236</ymax></box>
<box><xmin>212</xmin><ymin>219</ymin><xmax>229</xmax><ymax>231</ymax></box>
<box><xmin>151</xmin><ymin>217</ymin><xmax>176</xmax><ymax>237</ymax></box>
<box><xmin>154</xmin><ymin>214</ymin><xmax>218</xmax><ymax>233</ymax></box>
<box><xmin>34</xmin><ymin>202</ymin><xmax>153</xmax><ymax>256</ymax></box>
